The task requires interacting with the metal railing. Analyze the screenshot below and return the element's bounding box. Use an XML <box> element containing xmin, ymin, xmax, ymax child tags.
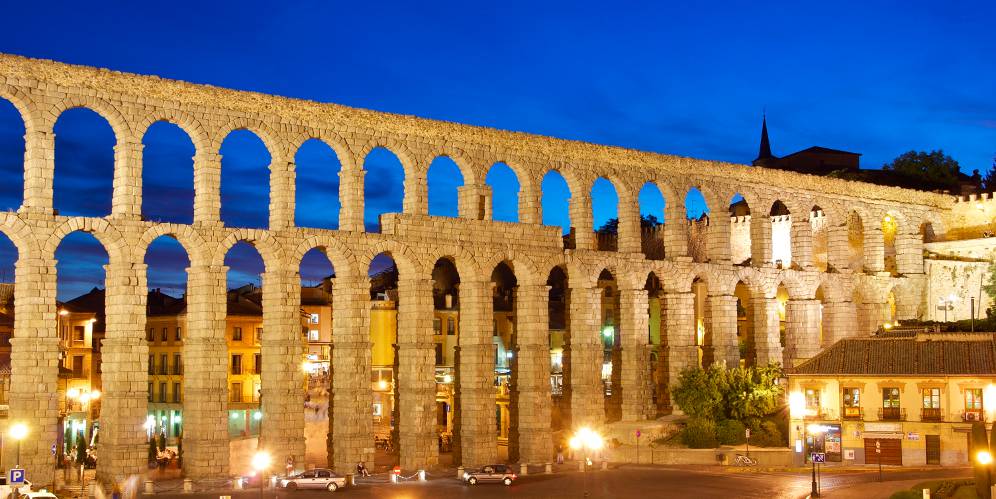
<box><xmin>841</xmin><ymin>406</ymin><xmax>863</xmax><ymax>420</ymax></box>
<box><xmin>878</xmin><ymin>407</ymin><xmax>906</xmax><ymax>421</ymax></box>
<box><xmin>920</xmin><ymin>407</ymin><xmax>942</xmax><ymax>421</ymax></box>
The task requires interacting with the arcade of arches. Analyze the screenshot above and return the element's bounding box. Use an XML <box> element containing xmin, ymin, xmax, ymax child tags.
<box><xmin>0</xmin><ymin>54</ymin><xmax>961</xmax><ymax>489</ymax></box>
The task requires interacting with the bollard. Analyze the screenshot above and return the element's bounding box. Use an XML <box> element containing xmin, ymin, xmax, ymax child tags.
<box><xmin>347</xmin><ymin>473</ymin><xmax>354</xmax><ymax>486</ymax></box>
<box><xmin>544</xmin><ymin>463</ymin><xmax>552</xmax><ymax>474</ymax></box>
<box><xmin>144</xmin><ymin>480</ymin><xmax>154</xmax><ymax>495</ymax></box>
<box><xmin>390</xmin><ymin>473</ymin><xmax>397</xmax><ymax>484</ymax></box>
<box><xmin>183</xmin><ymin>478</ymin><xmax>193</xmax><ymax>493</ymax></box>
<box><xmin>418</xmin><ymin>470</ymin><xmax>426</xmax><ymax>481</ymax></box>
<box><xmin>457</xmin><ymin>466</ymin><xmax>465</xmax><ymax>479</ymax></box>
<box><xmin>601</xmin><ymin>461</ymin><xmax>608</xmax><ymax>471</ymax></box>
<box><xmin>233</xmin><ymin>478</ymin><xmax>243</xmax><ymax>490</ymax></box>
<box><xmin>520</xmin><ymin>463</ymin><xmax>528</xmax><ymax>476</ymax></box>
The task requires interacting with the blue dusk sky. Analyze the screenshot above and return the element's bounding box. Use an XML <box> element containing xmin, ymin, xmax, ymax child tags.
<box><xmin>0</xmin><ymin>1</ymin><xmax>993</xmax><ymax>300</ymax></box>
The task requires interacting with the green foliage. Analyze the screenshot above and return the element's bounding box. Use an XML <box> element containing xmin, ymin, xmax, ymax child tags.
<box><xmin>983</xmin><ymin>263</ymin><xmax>996</xmax><ymax>315</ymax></box>
<box><xmin>75</xmin><ymin>432</ymin><xmax>87</xmax><ymax>465</ymax></box>
<box><xmin>883</xmin><ymin>150</ymin><xmax>961</xmax><ymax>192</ymax></box>
<box><xmin>715</xmin><ymin>419</ymin><xmax>747</xmax><ymax>445</ymax></box>
<box><xmin>681</xmin><ymin>418</ymin><xmax>718</xmax><ymax>449</ymax></box>
<box><xmin>750</xmin><ymin>421</ymin><xmax>785</xmax><ymax>448</ymax></box>
<box><xmin>722</xmin><ymin>364</ymin><xmax>785</xmax><ymax>428</ymax></box>
<box><xmin>983</xmin><ymin>157</ymin><xmax>996</xmax><ymax>192</ymax></box>
<box><xmin>671</xmin><ymin>364</ymin><xmax>726</xmax><ymax>419</ymax></box>
<box><xmin>148</xmin><ymin>438</ymin><xmax>158</xmax><ymax>463</ymax></box>
<box><xmin>595</xmin><ymin>215</ymin><xmax>663</xmax><ymax>235</ymax></box>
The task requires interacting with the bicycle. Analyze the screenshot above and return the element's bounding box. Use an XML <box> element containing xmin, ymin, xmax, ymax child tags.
<box><xmin>734</xmin><ymin>454</ymin><xmax>757</xmax><ymax>466</ymax></box>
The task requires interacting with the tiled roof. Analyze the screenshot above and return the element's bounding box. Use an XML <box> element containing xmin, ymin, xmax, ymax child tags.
<box><xmin>791</xmin><ymin>336</ymin><xmax>996</xmax><ymax>376</ymax></box>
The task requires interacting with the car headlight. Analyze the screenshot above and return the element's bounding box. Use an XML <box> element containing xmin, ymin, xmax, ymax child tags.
<box><xmin>463</xmin><ymin>472</ymin><xmax>469</xmax><ymax>479</ymax></box>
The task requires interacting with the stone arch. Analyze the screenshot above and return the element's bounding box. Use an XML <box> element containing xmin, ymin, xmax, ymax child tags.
<box><xmin>137</xmin><ymin>223</ymin><xmax>208</xmax><ymax>268</ymax></box>
<box><xmin>210</xmin><ymin>117</ymin><xmax>284</xmax><ymax>159</ymax></box>
<box><xmin>0</xmin><ymin>84</ymin><xmax>40</xmax><ymax>133</ymax></box>
<box><xmin>356</xmin><ymin>240</ymin><xmax>420</xmax><ymax>278</ymax></box>
<box><xmin>424</xmin><ymin>147</ymin><xmax>478</xmax><ymax>187</ymax></box>
<box><xmin>211</xmin><ymin>229</ymin><xmax>283</xmax><ymax>270</ymax></box>
<box><xmin>0</xmin><ymin>212</ymin><xmax>39</xmax><ymax>258</ymax></box>
<box><xmin>134</xmin><ymin>109</ymin><xmax>210</xmax><ymax>154</ymax></box>
<box><xmin>47</xmin><ymin>95</ymin><xmax>131</xmax><ymax>140</ymax></box>
<box><xmin>479</xmin><ymin>250</ymin><xmax>541</xmax><ymax>286</ymax></box>
<box><xmin>355</xmin><ymin>138</ymin><xmax>417</xmax><ymax>178</ymax></box>
<box><xmin>45</xmin><ymin>216</ymin><xmax>128</xmax><ymax>263</ymax></box>
<box><xmin>483</xmin><ymin>159</ymin><xmax>525</xmax><ymax>223</ymax></box>
<box><xmin>424</xmin><ymin>245</ymin><xmax>479</xmax><ymax>283</ymax></box>
<box><xmin>286</xmin><ymin>130</ymin><xmax>354</xmax><ymax>172</ymax></box>
<box><xmin>289</xmin><ymin>235</ymin><xmax>357</xmax><ymax>280</ymax></box>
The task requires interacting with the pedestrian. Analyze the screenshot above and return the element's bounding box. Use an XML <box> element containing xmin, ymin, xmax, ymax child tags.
<box><xmin>286</xmin><ymin>456</ymin><xmax>295</xmax><ymax>476</ymax></box>
<box><xmin>357</xmin><ymin>462</ymin><xmax>371</xmax><ymax>477</ymax></box>
<box><xmin>556</xmin><ymin>444</ymin><xmax>564</xmax><ymax>464</ymax></box>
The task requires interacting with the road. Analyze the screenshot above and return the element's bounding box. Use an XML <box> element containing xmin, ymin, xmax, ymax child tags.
<box><xmin>153</xmin><ymin>465</ymin><xmax>971</xmax><ymax>499</ymax></box>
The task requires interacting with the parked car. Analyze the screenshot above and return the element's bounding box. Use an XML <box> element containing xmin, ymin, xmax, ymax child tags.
<box><xmin>279</xmin><ymin>469</ymin><xmax>346</xmax><ymax>492</ymax></box>
<box><xmin>23</xmin><ymin>491</ymin><xmax>58</xmax><ymax>499</ymax></box>
<box><xmin>462</xmin><ymin>464</ymin><xmax>517</xmax><ymax>486</ymax></box>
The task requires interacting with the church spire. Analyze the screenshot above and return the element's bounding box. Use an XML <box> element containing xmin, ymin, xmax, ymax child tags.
<box><xmin>753</xmin><ymin>113</ymin><xmax>776</xmax><ymax>166</ymax></box>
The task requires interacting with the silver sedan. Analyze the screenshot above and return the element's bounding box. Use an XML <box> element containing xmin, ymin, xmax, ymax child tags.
<box><xmin>279</xmin><ymin>469</ymin><xmax>346</xmax><ymax>492</ymax></box>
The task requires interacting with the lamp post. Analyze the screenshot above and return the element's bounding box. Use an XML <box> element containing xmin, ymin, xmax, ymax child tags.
<box><xmin>806</xmin><ymin>424</ymin><xmax>829</xmax><ymax>498</ymax></box>
<box><xmin>10</xmin><ymin>422</ymin><xmax>28</xmax><ymax>467</ymax></box>
<box><xmin>251</xmin><ymin>451</ymin><xmax>271</xmax><ymax>499</ymax></box>
<box><xmin>978</xmin><ymin>450</ymin><xmax>993</xmax><ymax>498</ymax></box>
<box><xmin>568</xmin><ymin>427</ymin><xmax>603</xmax><ymax>499</ymax></box>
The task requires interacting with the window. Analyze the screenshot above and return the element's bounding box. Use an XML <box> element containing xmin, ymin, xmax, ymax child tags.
<box><xmin>805</xmin><ymin>388</ymin><xmax>820</xmax><ymax>415</ymax></box>
<box><xmin>172</xmin><ymin>382</ymin><xmax>181</xmax><ymax>403</ymax></box>
<box><xmin>435</xmin><ymin>343</ymin><xmax>443</xmax><ymax>365</ymax></box>
<box><xmin>72</xmin><ymin>355</ymin><xmax>84</xmax><ymax>377</ymax></box>
<box><xmin>73</xmin><ymin>326</ymin><xmax>85</xmax><ymax>343</ymax></box>
<box><xmin>147</xmin><ymin>328</ymin><xmax>155</xmax><ymax>342</ymax></box>
<box><xmin>173</xmin><ymin>353</ymin><xmax>182</xmax><ymax>375</ymax></box>
<box><xmin>433</xmin><ymin>318</ymin><xmax>442</xmax><ymax>335</ymax></box>
<box><xmin>175</xmin><ymin>326</ymin><xmax>181</xmax><ymax>341</ymax></box>
<box><xmin>231</xmin><ymin>382</ymin><xmax>242</xmax><ymax>403</ymax></box>
<box><xmin>966</xmin><ymin>388</ymin><xmax>984</xmax><ymax>417</ymax></box>
<box><xmin>231</xmin><ymin>354</ymin><xmax>242</xmax><ymax>375</ymax></box>
<box><xmin>158</xmin><ymin>382</ymin><xmax>167</xmax><ymax>403</ymax></box>
<box><xmin>233</xmin><ymin>327</ymin><xmax>243</xmax><ymax>341</ymax></box>
<box><xmin>447</xmin><ymin>318</ymin><xmax>455</xmax><ymax>336</ymax></box>
<box><xmin>883</xmin><ymin>388</ymin><xmax>901</xmax><ymax>408</ymax></box>
<box><xmin>922</xmin><ymin>388</ymin><xmax>941</xmax><ymax>409</ymax></box>
<box><xmin>309</xmin><ymin>313</ymin><xmax>319</xmax><ymax>324</ymax></box>
<box><xmin>148</xmin><ymin>382</ymin><xmax>153</xmax><ymax>402</ymax></box>
<box><xmin>161</xmin><ymin>327</ymin><xmax>168</xmax><ymax>342</ymax></box>
<box><xmin>372</xmin><ymin>403</ymin><xmax>382</xmax><ymax>417</ymax></box>
<box><xmin>254</xmin><ymin>353</ymin><xmax>262</xmax><ymax>375</ymax></box>
<box><xmin>160</xmin><ymin>354</ymin><xmax>168</xmax><ymax>375</ymax></box>
<box><xmin>842</xmin><ymin>387</ymin><xmax>860</xmax><ymax>418</ymax></box>
<box><xmin>148</xmin><ymin>354</ymin><xmax>155</xmax><ymax>374</ymax></box>
<box><xmin>256</xmin><ymin>328</ymin><xmax>263</xmax><ymax>343</ymax></box>
<box><xmin>308</xmin><ymin>330</ymin><xmax>319</xmax><ymax>342</ymax></box>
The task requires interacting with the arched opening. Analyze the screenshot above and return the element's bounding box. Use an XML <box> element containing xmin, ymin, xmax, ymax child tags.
<box><xmin>54</xmin><ymin>108</ymin><xmax>116</xmax><ymax>217</ymax></box>
<box><xmin>299</xmin><ymin>248</ymin><xmax>336</xmax><ymax>465</ymax></box>
<box><xmin>486</xmin><ymin>163</ymin><xmax>520</xmax><ymax>223</ymax></box>
<box><xmin>547</xmin><ymin>266</ymin><xmax>569</xmax><ymax>429</ymax></box>
<box><xmin>0</xmin><ymin>98</ymin><xmax>25</xmax><ymax>211</ymax></box>
<box><xmin>814</xmin><ymin>286</ymin><xmax>826</xmax><ymax>347</ymax></box>
<box><xmin>295</xmin><ymin>139</ymin><xmax>342</xmax><ymax>230</ymax></box>
<box><xmin>0</xmin><ymin>232</ymin><xmax>15</xmax><ymax>445</ymax></box>
<box><xmin>776</xmin><ymin>284</ymin><xmax>789</xmax><ymax>353</ymax></box>
<box><xmin>142</xmin><ymin>122</ymin><xmax>195</xmax><ymax>224</ymax></box>
<box><xmin>811</xmin><ymin>206</ymin><xmax>829</xmax><ymax>272</ymax></box>
<box><xmin>846</xmin><ymin>211</ymin><xmax>865</xmax><ymax>272</ymax></box>
<box><xmin>692</xmin><ymin>277</ymin><xmax>709</xmax><ymax>366</ymax></box>
<box><xmin>883</xmin><ymin>213</ymin><xmax>899</xmax><ymax>276</ymax></box>
<box><xmin>55</xmin><ymin>231</ymin><xmax>109</xmax><ymax>469</ymax></box>
<box><xmin>222</xmin><ymin>241</ymin><xmax>266</xmax><ymax>442</ymax></box>
<box><xmin>886</xmin><ymin>290</ymin><xmax>897</xmax><ymax>324</ymax></box>
<box><xmin>363</xmin><ymin>148</ymin><xmax>405</xmax><ymax>232</ymax></box>
<box><xmin>431</xmin><ymin>258</ymin><xmax>460</xmax><ymax>462</ymax></box>
<box><xmin>597</xmin><ymin>269</ymin><xmax>620</xmax><ymax>421</ymax></box>
<box><xmin>541</xmin><ymin>170</ymin><xmax>571</xmax><ymax>235</ymax></box>
<box><xmin>368</xmin><ymin>252</ymin><xmax>399</xmax><ymax>466</ymax></box>
<box><xmin>685</xmin><ymin>187</ymin><xmax>709</xmax><ymax>262</ymax></box>
<box><xmin>220</xmin><ymin>130</ymin><xmax>271</xmax><ymax>229</ymax></box>
<box><xmin>920</xmin><ymin>221</ymin><xmax>938</xmax><ymax>243</ymax></box>
<box><xmin>592</xmin><ymin>178</ymin><xmax>619</xmax><ymax>252</ymax></box>
<box><xmin>426</xmin><ymin>156</ymin><xmax>463</xmax><ymax>218</ymax></box>
<box><xmin>143</xmin><ymin>236</ymin><xmax>191</xmax><ymax>453</ymax></box>
<box><xmin>770</xmin><ymin>200</ymin><xmax>792</xmax><ymax>269</ymax></box>
<box><xmin>639</xmin><ymin>183</ymin><xmax>665</xmax><ymax>260</ymax></box>
<box><xmin>644</xmin><ymin>273</ymin><xmax>666</xmax><ymax>415</ymax></box>
<box><xmin>730</xmin><ymin>194</ymin><xmax>751</xmax><ymax>265</ymax></box>
<box><xmin>490</xmin><ymin>261</ymin><xmax>517</xmax><ymax>459</ymax></box>
<box><xmin>734</xmin><ymin>281</ymin><xmax>753</xmax><ymax>367</ymax></box>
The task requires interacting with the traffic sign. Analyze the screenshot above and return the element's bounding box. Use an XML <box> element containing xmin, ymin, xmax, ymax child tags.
<box><xmin>51</xmin><ymin>444</ymin><xmax>56</xmax><ymax>456</ymax></box>
<box><xmin>811</xmin><ymin>452</ymin><xmax>826</xmax><ymax>463</ymax></box>
<box><xmin>9</xmin><ymin>468</ymin><xmax>25</xmax><ymax>484</ymax></box>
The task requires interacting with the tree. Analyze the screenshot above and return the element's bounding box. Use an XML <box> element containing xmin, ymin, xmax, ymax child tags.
<box><xmin>722</xmin><ymin>364</ymin><xmax>785</xmax><ymax>428</ymax></box>
<box><xmin>984</xmin><ymin>155</ymin><xmax>996</xmax><ymax>192</ymax></box>
<box><xmin>883</xmin><ymin>150</ymin><xmax>961</xmax><ymax>192</ymax></box>
<box><xmin>75</xmin><ymin>431</ymin><xmax>87</xmax><ymax>466</ymax></box>
<box><xmin>671</xmin><ymin>364</ymin><xmax>725</xmax><ymax>419</ymax></box>
<box><xmin>148</xmin><ymin>437</ymin><xmax>159</xmax><ymax>463</ymax></box>
<box><xmin>596</xmin><ymin>214</ymin><xmax>663</xmax><ymax>234</ymax></box>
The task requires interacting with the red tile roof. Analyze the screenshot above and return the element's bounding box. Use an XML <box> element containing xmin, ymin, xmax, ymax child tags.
<box><xmin>791</xmin><ymin>335</ymin><xmax>996</xmax><ymax>376</ymax></box>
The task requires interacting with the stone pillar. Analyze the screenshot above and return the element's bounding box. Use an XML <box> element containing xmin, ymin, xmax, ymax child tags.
<box><xmin>395</xmin><ymin>278</ymin><xmax>437</xmax><ymax>469</ymax></box>
<box><xmin>480</xmin><ymin>185</ymin><xmax>494</xmax><ymax>221</ymax></box>
<box><xmin>182</xmin><ymin>265</ymin><xmax>230</xmax><ymax>478</ymax></box>
<box><xmin>403</xmin><ymin>174</ymin><xmax>428</xmax><ymax>216</ymax></box>
<box><xmin>750</xmin><ymin>215</ymin><xmax>773</xmax><ymax>267</ymax></box>
<box><xmin>329</xmin><ymin>276</ymin><xmax>373</xmax><ymax>473</ymax></box>
<box><xmin>896</xmin><ymin>232</ymin><xmax>924</xmax><ymax>275</ymax></box>
<box><xmin>193</xmin><ymin>151</ymin><xmax>222</xmax><ymax>226</ymax></box>
<box><xmin>617</xmin><ymin>194</ymin><xmax>641</xmax><ymax>254</ymax></box>
<box><xmin>268</xmin><ymin>157</ymin><xmax>295</xmax><ymax>230</ymax></box>
<box><xmin>826</xmin><ymin>223</ymin><xmax>850</xmax><ymax>272</ymax></box>
<box><xmin>706</xmin><ymin>212</ymin><xmax>731</xmax><ymax>264</ymax></box>
<box><xmin>706</xmin><ymin>293</ymin><xmax>739</xmax><ymax>367</ymax></box>
<box><xmin>857</xmin><ymin>300</ymin><xmax>887</xmax><ymax>335</ymax></box>
<box><xmin>618</xmin><ymin>288</ymin><xmax>653</xmax><ymax>421</ymax></box>
<box><xmin>457</xmin><ymin>184</ymin><xmax>485</xmax><ymax>220</ymax></box>
<box><xmin>96</xmin><ymin>262</ymin><xmax>150</xmax><ymax>486</ymax></box>
<box><xmin>110</xmin><ymin>139</ymin><xmax>143</xmax><ymax>220</ymax></box>
<box><xmin>339</xmin><ymin>168</ymin><xmax>366</xmax><ymax>232</ymax></box>
<box><xmin>259</xmin><ymin>269</ymin><xmax>306</xmax><ymax>470</ymax></box>
<box><xmin>6</xmin><ymin>257</ymin><xmax>59</xmax><ymax>486</ymax></box>
<box><xmin>569</xmin><ymin>192</ymin><xmax>595</xmax><ymax>251</ymax></box>
<box><xmin>664</xmin><ymin>291</ymin><xmax>696</xmax><ymax>400</ymax></box>
<box><xmin>519</xmin><ymin>183</ymin><xmax>541</xmax><ymax>225</ymax></box>
<box><xmin>511</xmin><ymin>284</ymin><xmax>552</xmax><ymax>465</ymax></box>
<box><xmin>864</xmin><ymin>226</ymin><xmax>885</xmax><ymax>273</ymax></box>
<box><xmin>752</xmin><ymin>297</ymin><xmax>782</xmax><ymax>365</ymax></box>
<box><xmin>20</xmin><ymin>128</ymin><xmax>55</xmax><ymax>214</ymax></box>
<box><xmin>791</xmin><ymin>219</ymin><xmax>814</xmax><ymax>270</ymax></box>
<box><xmin>822</xmin><ymin>298</ymin><xmax>857</xmax><ymax>345</ymax></box>
<box><xmin>454</xmin><ymin>280</ymin><xmax>497</xmax><ymax>467</ymax></box>
<box><xmin>663</xmin><ymin>204</ymin><xmax>688</xmax><ymax>259</ymax></box>
<box><xmin>562</xmin><ymin>286</ymin><xmax>602</xmax><ymax>428</ymax></box>
<box><xmin>783</xmin><ymin>299</ymin><xmax>821</xmax><ymax>366</ymax></box>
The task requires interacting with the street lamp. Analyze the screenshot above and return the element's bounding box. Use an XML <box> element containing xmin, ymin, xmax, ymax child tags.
<box><xmin>251</xmin><ymin>450</ymin><xmax>271</xmax><ymax>499</ymax></box>
<box><xmin>568</xmin><ymin>427</ymin><xmax>603</xmax><ymax>498</ymax></box>
<box><xmin>807</xmin><ymin>424</ymin><xmax>829</xmax><ymax>498</ymax></box>
<box><xmin>979</xmin><ymin>450</ymin><xmax>993</xmax><ymax>496</ymax></box>
<box><xmin>10</xmin><ymin>422</ymin><xmax>28</xmax><ymax>467</ymax></box>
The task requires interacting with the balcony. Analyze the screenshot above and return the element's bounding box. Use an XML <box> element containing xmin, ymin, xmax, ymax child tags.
<box><xmin>920</xmin><ymin>407</ymin><xmax>943</xmax><ymax>422</ymax></box>
<box><xmin>878</xmin><ymin>407</ymin><xmax>907</xmax><ymax>421</ymax></box>
<box><xmin>962</xmin><ymin>410</ymin><xmax>986</xmax><ymax>422</ymax></box>
<box><xmin>841</xmin><ymin>406</ymin><xmax>863</xmax><ymax>420</ymax></box>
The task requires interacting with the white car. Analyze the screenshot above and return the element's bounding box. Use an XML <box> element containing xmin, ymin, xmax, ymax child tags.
<box><xmin>23</xmin><ymin>491</ymin><xmax>58</xmax><ymax>499</ymax></box>
<box><xmin>279</xmin><ymin>469</ymin><xmax>346</xmax><ymax>492</ymax></box>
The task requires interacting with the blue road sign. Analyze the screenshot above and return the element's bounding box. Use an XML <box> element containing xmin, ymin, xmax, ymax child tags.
<box><xmin>9</xmin><ymin>468</ymin><xmax>25</xmax><ymax>484</ymax></box>
<box><xmin>811</xmin><ymin>452</ymin><xmax>826</xmax><ymax>463</ymax></box>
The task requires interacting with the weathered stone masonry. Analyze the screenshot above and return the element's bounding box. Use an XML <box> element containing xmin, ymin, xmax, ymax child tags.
<box><xmin>0</xmin><ymin>53</ymin><xmax>950</xmax><ymax>487</ymax></box>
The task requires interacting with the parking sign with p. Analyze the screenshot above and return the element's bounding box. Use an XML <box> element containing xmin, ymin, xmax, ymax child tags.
<box><xmin>9</xmin><ymin>468</ymin><xmax>25</xmax><ymax>484</ymax></box>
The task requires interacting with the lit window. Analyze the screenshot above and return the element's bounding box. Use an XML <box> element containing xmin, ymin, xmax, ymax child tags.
<box><xmin>310</xmin><ymin>313</ymin><xmax>320</xmax><ymax>324</ymax></box>
<box><xmin>309</xmin><ymin>330</ymin><xmax>320</xmax><ymax>342</ymax></box>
